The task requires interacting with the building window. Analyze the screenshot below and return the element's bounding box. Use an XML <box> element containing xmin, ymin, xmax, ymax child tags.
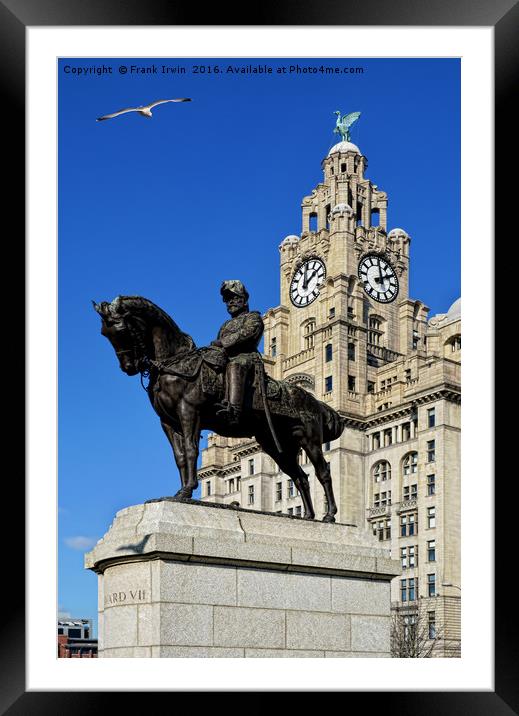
<box><xmin>427</xmin><ymin>506</ymin><xmax>436</xmax><ymax>529</ymax></box>
<box><xmin>367</xmin><ymin>381</ymin><xmax>375</xmax><ymax>394</ymax></box>
<box><xmin>427</xmin><ymin>474</ymin><xmax>436</xmax><ymax>495</ymax></box>
<box><xmin>374</xmin><ymin>490</ymin><xmax>391</xmax><ymax>508</ymax></box>
<box><xmin>373</xmin><ymin>518</ymin><xmax>391</xmax><ymax>541</ymax></box>
<box><xmin>276</xmin><ymin>482</ymin><xmax>282</xmax><ymax>501</ymax></box>
<box><xmin>206</xmin><ymin>481</ymin><xmax>211</xmax><ymax>496</ymax></box>
<box><xmin>405</xmin><ymin>368</ymin><xmax>412</xmax><ymax>382</ymax></box>
<box><xmin>427</xmin><ymin>539</ymin><xmax>436</xmax><ymax>562</ymax></box>
<box><xmin>304</xmin><ymin>320</ymin><xmax>316</xmax><ymax>349</ymax></box>
<box><xmin>409</xmin><ymin>545</ymin><xmax>416</xmax><ymax>568</ymax></box>
<box><xmin>428</xmin><ymin>573</ymin><xmax>436</xmax><ymax>597</ymax></box>
<box><xmin>408</xmin><ymin>513</ymin><xmax>416</xmax><ymax>535</ymax></box>
<box><xmin>373</xmin><ymin>461</ymin><xmax>391</xmax><ymax>482</ymax></box>
<box><xmin>341</xmin><ymin>162</ymin><xmax>347</xmax><ymax>172</ymax></box>
<box><xmin>403</xmin><ymin>452</ymin><xmax>418</xmax><ymax>475</ymax></box>
<box><xmin>427</xmin><ymin>407</ymin><xmax>436</xmax><ymax>428</ymax></box>
<box><xmin>400</xmin><ymin>578</ymin><xmax>416</xmax><ymax>602</ymax></box>
<box><xmin>347</xmin><ymin>306</ymin><xmax>354</xmax><ymax>319</ymax></box>
<box><xmin>325</xmin><ymin>344</ymin><xmax>333</xmax><ymax>362</ymax></box>
<box><xmin>400</xmin><ymin>513</ymin><xmax>417</xmax><ymax>537</ymax></box>
<box><xmin>401</xmin><ymin>422</ymin><xmax>411</xmax><ymax>441</ymax></box>
<box><xmin>288</xmin><ymin>507</ymin><xmax>294</xmax><ymax>516</ymax></box>
<box><xmin>348</xmin><ymin>342</ymin><xmax>356</xmax><ymax>361</ymax></box>
<box><xmin>348</xmin><ymin>375</ymin><xmax>356</xmax><ymax>392</ymax></box>
<box><xmin>447</xmin><ymin>335</ymin><xmax>461</xmax><ymax>352</ymax></box>
<box><xmin>270</xmin><ymin>336</ymin><xmax>277</xmax><ymax>357</ymax></box>
<box><xmin>403</xmin><ymin>614</ymin><xmax>417</xmax><ymax>640</ymax></box>
<box><xmin>228</xmin><ymin>478</ymin><xmax>235</xmax><ymax>494</ymax></box>
<box><xmin>384</xmin><ymin>428</ymin><xmax>392</xmax><ymax>446</ymax></box>
<box><xmin>236</xmin><ymin>477</ymin><xmax>241</xmax><ymax>491</ymax></box>
<box><xmin>369</xmin><ymin>316</ymin><xmax>383</xmax><ymax>345</ymax></box>
<box><xmin>329</xmin><ymin>307</ymin><xmax>336</xmax><ymax>319</ymax></box>
<box><xmin>412</xmin><ymin>329</ymin><xmax>420</xmax><ymax>350</ymax></box>
<box><xmin>427</xmin><ymin>440</ymin><xmax>436</xmax><ymax>462</ymax></box>
<box><xmin>288</xmin><ymin>479</ymin><xmax>295</xmax><ymax>498</ymax></box>
<box><xmin>372</xmin><ymin>432</ymin><xmax>381</xmax><ymax>450</ymax></box>
<box><xmin>325</xmin><ymin>375</ymin><xmax>333</xmax><ymax>392</ymax></box>
<box><xmin>324</xmin><ymin>441</ymin><xmax>331</xmax><ymax>451</ymax></box>
<box><xmin>428</xmin><ymin>612</ymin><xmax>436</xmax><ymax>639</ymax></box>
<box><xmin>401</xmin><ymin>545</ymin><xmax>417</xmax><ymax>569</ymax></box>
<box><xmin>403</xmin><ymin>484</ymin><xmax>417</xmax><ymax>501</ymax></box>
<box><xmin>248</xmin><ymin>485</ymin><xmax>254</xmax><ymax>505</ymax></box>
<box><xmin>248</xmin><ymin>458</ymin><xmax>255</xmax><ymax>475</ymax></box>
<box><xmin>295</xmin><ymin>505</ymin><xmax>302</xmax><ymax>517</ymax></box>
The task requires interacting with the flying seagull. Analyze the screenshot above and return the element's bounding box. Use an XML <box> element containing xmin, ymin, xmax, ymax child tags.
<box><xmin>96</xmin><ymin>98</ymin><xmax>191</xmax><ymax>122</ymax></box>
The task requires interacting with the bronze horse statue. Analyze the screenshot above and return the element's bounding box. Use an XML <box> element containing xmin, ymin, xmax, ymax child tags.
<box><xmin>93</xmin><ymin>295</ymin><xmax>345</xmax><ymax>522</ymax></box>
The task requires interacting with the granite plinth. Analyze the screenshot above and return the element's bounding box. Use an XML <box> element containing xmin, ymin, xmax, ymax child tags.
<box><xmin>85</xmin><ymin>500</ymin><xmax>400</xmax><ymax>658</ymax></box>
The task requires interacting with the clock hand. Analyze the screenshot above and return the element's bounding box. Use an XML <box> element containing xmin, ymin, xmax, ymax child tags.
<box><xmin>303</xmin><ymin>263</ymin><xmax>309</xmax><ymax>289</ymax></box>
<box><xmin>306</xmin><ymin>270</ymin><xmax>318</xmax><ymax>286</ymax></box>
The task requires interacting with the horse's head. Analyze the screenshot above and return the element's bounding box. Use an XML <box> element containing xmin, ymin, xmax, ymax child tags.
<box><xmin>94</xmin><ymin>295</ymin><xmax>196</xmax><ymax>375</ymax></box>
<box><xmin>93</xmin><ymin>297</ymin><xmax>149</xmax><ymax>376</ymax></box>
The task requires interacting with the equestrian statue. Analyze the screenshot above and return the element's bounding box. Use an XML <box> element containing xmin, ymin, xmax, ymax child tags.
<box><xmin>93</xmin><ymin>281</ymin><xmax>346</xmax><ymax>522</ymax></box>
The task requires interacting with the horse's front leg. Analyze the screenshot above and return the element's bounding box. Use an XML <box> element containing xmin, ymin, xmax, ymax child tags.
<box><xmin>175</xmin><ymin>400</ymin><xmax>201</xmax><ymax>499</ymax></box>
<box><xmin>161</xmin><ymin>421</ymin><xmax>188</xmax><ymax>491</ymax></box>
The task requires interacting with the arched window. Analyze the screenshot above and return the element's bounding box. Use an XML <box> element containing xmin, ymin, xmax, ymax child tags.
<box><xmin>303</xmin><ymin>319</ymin><xmax>316</xmax><ymax>350</ymax></box>
<box><xmin>373</xmin><ymin>460</ymin><xmax>391</xmax><ymax>483</ymax></box>
<box><xmin>402</xmin><ymin>452</ymin><xmax>418</xmax><ymax>476</ymax></box>
<box><xmin>444</xmin><ymin>334</ymin><xmax>461</xmax><ymax>356</ymax></box>
<box><xmin>402</xmin><ymin>452</ymin><xmax>418</xmax><ymax>502</ymax></box>
<box><xmin>369</xmin><ymin>315</ymin><xmax>385</xmax><ymax>345</ymax></box>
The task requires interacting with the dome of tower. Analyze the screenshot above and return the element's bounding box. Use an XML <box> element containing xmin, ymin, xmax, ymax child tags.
<box><xmin>446</xmin><ymin>297</ymin><xmax>461</xmax><ymax>321</ymax></box>
<box><xmin>388</xmin><ymin>228</ymin><xmax>409</xmax><ymax>239</ymax></box>
<box><xmin>330</xmin><ymin>203</ymin><xmax>353</xmax><ymax>215</ymax></box>
<box><xmin>279</xmin><ymin>234</ymin><xmax>300</xmax><ymax>248</ymax></box>
<box><xmin>327</xmin><ymin>141</ymin><xmax>360</xmax><ymax>156</ymax></box>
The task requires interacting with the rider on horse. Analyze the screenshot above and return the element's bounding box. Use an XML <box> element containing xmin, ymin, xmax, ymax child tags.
<box><xmin>211</xmin><ymin>280</ymin><xmax>264</xmax><ymax>426</ymax></box>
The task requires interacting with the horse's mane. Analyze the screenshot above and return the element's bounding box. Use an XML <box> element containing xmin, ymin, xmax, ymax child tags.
<box><xmin>114</xmin><ymin>295</ymin><xmax>196</xmax><ymax>353</ymax></box>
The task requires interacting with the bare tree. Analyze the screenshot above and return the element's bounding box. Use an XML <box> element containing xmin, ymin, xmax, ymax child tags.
<box><xmin>390</xmin><ymin>600</ymin><xmax>446</xmax><ymax>658</ymax></box>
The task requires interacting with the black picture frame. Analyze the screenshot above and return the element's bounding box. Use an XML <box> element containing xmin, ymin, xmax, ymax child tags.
<box><xmin>10</xmin><ymin>0</ymin><xmax>509</xmax><ymax>711</ymax></box>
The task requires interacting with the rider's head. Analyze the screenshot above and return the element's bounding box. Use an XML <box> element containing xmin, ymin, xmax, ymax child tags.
<box><xmin>220</xmin><ymin>280</ymin><xmax>249</xmax><ymax>317</ymax></box>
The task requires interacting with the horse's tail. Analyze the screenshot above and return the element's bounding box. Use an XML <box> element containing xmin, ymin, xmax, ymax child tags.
<box><xmin>321</xmin><ymin>403</ymin><xmax>346</xmax><ymax>443</ymax></box>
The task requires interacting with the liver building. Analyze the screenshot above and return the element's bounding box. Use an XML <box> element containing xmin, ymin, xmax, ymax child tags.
<box><xmin>199</xmin><ymin>128</ymin><xmax>461</xmax><ymax>657</ymax></box>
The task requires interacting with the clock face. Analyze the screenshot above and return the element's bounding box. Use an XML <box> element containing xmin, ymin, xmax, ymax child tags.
<box><xmin>290</xmin><ymin>258</ymin><xmax>326</xmax><ymax>307</ymax></box>
<box><xmin>358</xmin><ymin>254</ymin><xmax>399</xmax><ymax>303</ymax></box>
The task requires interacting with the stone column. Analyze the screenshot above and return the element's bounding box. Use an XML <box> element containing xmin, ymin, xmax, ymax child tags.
<box><xmin>85</xmin><ymin>500</ymin><xmax>400</xmax><ymax>658</ymax></box>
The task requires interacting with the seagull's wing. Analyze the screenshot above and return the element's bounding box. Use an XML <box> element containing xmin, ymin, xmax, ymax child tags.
<box><xmin>96</xmin><ymin>106</ymin><xmax>140</xmax><ymax>121</ymax></box>
<box><xmin>146</xmin><ymin>98</ymin><xmax>192</xmax><ymax>109</ymax></box>
<box><xmin>342</xmin><ymin>111</ymin><xmax>361</xmax><ymax>129</ymax></box>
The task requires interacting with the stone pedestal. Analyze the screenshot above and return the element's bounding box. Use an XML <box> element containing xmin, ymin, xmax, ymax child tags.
<box><xmin>85</xmin><ymin>500</ymin><xmax>400</xmax><ymax>658</ymax></box>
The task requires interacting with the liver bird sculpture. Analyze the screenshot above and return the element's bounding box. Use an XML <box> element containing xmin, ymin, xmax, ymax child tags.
<box><xmin>333</xmin><ymin>110</ymin><xmax>361</xmax><ymax>142</ymax></box>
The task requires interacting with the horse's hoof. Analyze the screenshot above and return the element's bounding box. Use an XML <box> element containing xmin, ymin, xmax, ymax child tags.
<box><xmin>173</xmin><ymin>488</ymin><xmax>192</xmax><ymax>500</ymax></box>
<box><xmin>322</xmin><ymin>514</ymin><xmax>336</xmax><ymax>523</ymax></box>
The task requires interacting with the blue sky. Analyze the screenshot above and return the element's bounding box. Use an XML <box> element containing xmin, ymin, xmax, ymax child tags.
<box><xmin>58</xmin><ymin>57</ymin><xmax>460</xmax><ymax>633</ymax></box>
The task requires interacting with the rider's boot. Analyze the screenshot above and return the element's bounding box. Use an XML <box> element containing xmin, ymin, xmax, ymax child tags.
<box><xmin>216</xmin><ymin>362</ymin><xmax>246</xmax><ymax>426</ymax></box>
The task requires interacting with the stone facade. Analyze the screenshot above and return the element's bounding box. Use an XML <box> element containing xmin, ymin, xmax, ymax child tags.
<box><xmin>85</xmin><ymin>500</ymin><xmax>399</xmax><ymax>657</ymax></box>
<box><xmin>199</xmin><ymin>140</ymin><xmax>461</xmax><ymax>657</ymax></box>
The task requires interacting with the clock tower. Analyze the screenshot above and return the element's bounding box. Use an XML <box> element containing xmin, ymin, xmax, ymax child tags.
<box><xmin>264</xmin><ymin>138</ymin><xmax>427</xmax><ymax>415</ymax></box>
